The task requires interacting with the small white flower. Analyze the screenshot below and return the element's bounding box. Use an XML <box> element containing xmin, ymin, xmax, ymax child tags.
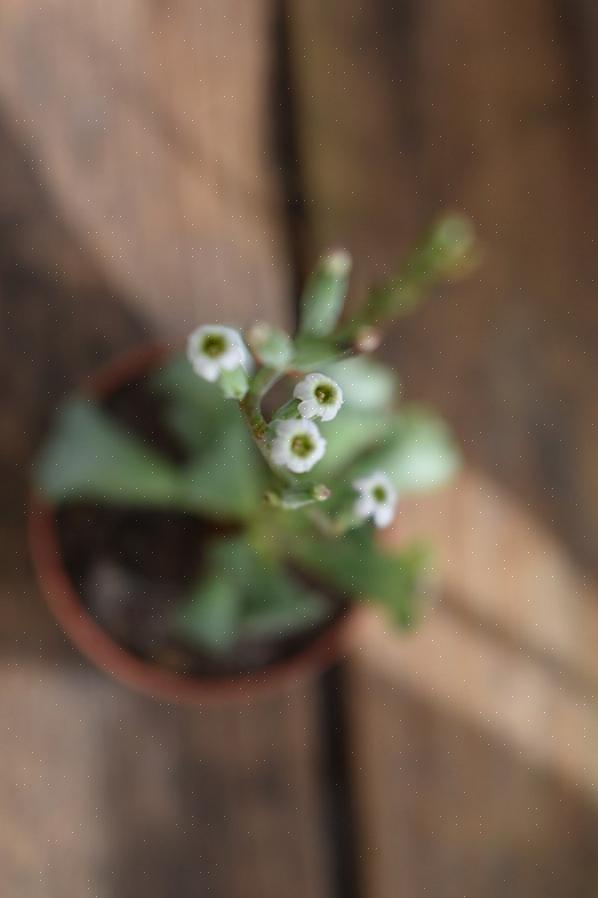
<box><xmin>293</xmin><ymin>373</ymin><xmax>343</xmax><ymax>422</ymax></box>
<box><xmin>353</xmin><ymin>471</ymin><xmax>398</xmax><ymax>528</ymax></box>
<box><xmin>271</xmin><ymin>419</ymin><xmax>326</xmax><ymax>474</ymax></box>
<box><xmin>187</xmin><ymin>325</ymin><xmax>250</xmax><ymax>382</ymax></box>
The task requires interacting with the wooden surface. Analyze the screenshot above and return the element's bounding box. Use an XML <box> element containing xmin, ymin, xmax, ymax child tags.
<box><xmin>2</xmin><ymin>1</ymin><xmax>598</xmax><ymax>896</ymax></box>
<box><xmin>291</xmin><ymin>0</ymin><xmax>598</xmax><ymax>895</ymax></box>
<box><xmin>0</xmin><ymin>0</ymin><xmax>290</xmax><ymax>333</ymax></box>
<box><xmin>0</xmin><ymin>7</ymin><xmax>330</xmax><ymax>896</ymax></box>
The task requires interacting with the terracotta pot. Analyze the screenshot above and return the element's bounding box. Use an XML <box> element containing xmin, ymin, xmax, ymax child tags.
<box><xmin>28</xmin><ymin>344</ymin><xmax>356</xmax><ymax>705</ymax></box>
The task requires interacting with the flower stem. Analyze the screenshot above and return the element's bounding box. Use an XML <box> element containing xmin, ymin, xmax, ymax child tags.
<box><xmin>240</xmin><ymin>366</ymin><xmax>279</xmax><ymax>438</ymax></box>
<box><xmin>239</xmin><ymin>365</ymin><xmax>295</xmax><ymax>484</ymax></box>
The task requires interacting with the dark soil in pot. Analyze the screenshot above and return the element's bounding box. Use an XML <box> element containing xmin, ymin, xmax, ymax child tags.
<box><xmin>52</xmin><ymin>364</ymin><xmax>347</xmax><ymax>680</ymax></box>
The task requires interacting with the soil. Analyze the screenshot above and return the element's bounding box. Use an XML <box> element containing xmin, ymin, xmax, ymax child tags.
<box><xmin>55</xmin><ymin>370</ymin><xmax>344</xmax><ymax>678</ymax></box>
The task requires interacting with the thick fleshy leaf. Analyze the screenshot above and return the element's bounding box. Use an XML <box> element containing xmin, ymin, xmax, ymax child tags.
<box><xmin>176</xmin><ymin>537</ymin><xmax>329</xmax><ymax>652</ymax></box>
<box><xmin>312</xmin><ymin>408</ymin><xmax>395</xmax><ymax>478</ymax></box>
<box><xmin>152</xmin><ymin>355</ymin><xmax>267</xmax><ymax>518</ymax></box>
<box><xmin>35</xmin><ymin>398</ymin><xmax>184</xmax><ymax>507</ymax></box>
<box><xmin>175</xmin><ymin>572</ymin><xmax>242</xmax><ymax>651</ymax></box>
<box><xmin>150</xmin><ymin>354</ymin><xmax>240</xmax><ymax>456</ymax></box>
<box><xmin>321</xmin><ymin>356</ymin><xmax>399</xmax><ymax>410</ymax></box>
<box><xmin>241</xmin><ymin>559</ymin><xmax>329</xmax><ymax>640</ymax></box>
<box><xmin>291</xmin><ymin>335</ymin><xmax>344</xmax><ymax>371</ymax></box>
<box><xmin>182</xmin><ymin>424</ymin><xmax>265</xmax><ymax>520</ymax></box>
<box><xmin>291</xmin><ymin>527</ymin><xmax>428</xmax><ymax>627</ymax></box>
<box><xmin>351</xmin><ymin>406</ymin><xmax>460</xmax><ymax>491</ymax></box>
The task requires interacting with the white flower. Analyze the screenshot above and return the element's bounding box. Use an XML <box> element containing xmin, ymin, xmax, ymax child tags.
<box><xmin>271</xmin><ymin>419</ymin><xmax>326</xmax><ymax>474</ymax></box>
<box><xmin>187</xmin><ymin>325</ymin><xmax>250</xmax><ymax>382</ymax></box>
<box><xmin>353</xmin><ymin>471</ymin><xmax>398</xmax><ymax>528</ymax></box>
<box><xmin>293</xmin><ymin>373</ymin><xmax>343</xmax><ymax>422</ymax></box>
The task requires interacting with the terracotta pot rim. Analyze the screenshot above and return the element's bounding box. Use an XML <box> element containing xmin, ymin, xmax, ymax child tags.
<box><xmin>28</xmin><ymin>342</ymin><xmax>358</xmax><ymax>706</ymax></box>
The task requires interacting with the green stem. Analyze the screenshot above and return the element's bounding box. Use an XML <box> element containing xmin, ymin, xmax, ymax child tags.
<box><xmin>241</xmin><ymin>365</ymin><xmax>279</xmax><ymax>437</ymax></box>
<box><xmin>239</xmin><ymin>365</ymin><xmax>296</xmax><ymax>487</ymax></box>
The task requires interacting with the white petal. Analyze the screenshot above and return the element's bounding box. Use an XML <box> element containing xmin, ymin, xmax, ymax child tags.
<box><xmin>354</xmin><ymin>495</ymin><xmax>376</xmax><ymax>521</ymax></box>
<box><xmin>287</xmin><ymin>455</ymin><xmax>312</xmax><ymax>473</ymax></box>
<box><xmin>293</xmin><ymin>380</ymin><xmax>314</xmax><ymax>402</ymax></box>
<box><xmin>219</xmin><ymin>345</ymin><xmax>244</xmax><ymax>371</ymax></box>
<box><xmin>271</xmin><ymin>419</ymin><xmax>326</xmax><ymax>473</ymax></box>
<box><xmin>271</xmin><ymin>440</ymin><xmax>289</xmax><ymax>466</ymax></box>
<box><xmin>353</xmin><ymin>473</ymin><xmax>378</xmax><ymax>495</ymax></box>
<box><xmin>298</xmin><ymin>399</ymin><xmax>319</xmax><ymax>419</ymax></box>
<box><xmin>373</xmin><ymin>503</ymin><xmax>395</xmax><ymax>528</ymax></box>
<box><xmin>274</xmin><ymin>419</ymin><xmax>297</xmax><ymax>439</ymax></box>
<box><xmin>192</xmin><ymin>358</ymin><xmax>220</xmax><ymax>382</ymax></box>
<box><xmin>319</xmin><ymin>403</ymin><xmax>339</xmax><ymax>422</ymax></box>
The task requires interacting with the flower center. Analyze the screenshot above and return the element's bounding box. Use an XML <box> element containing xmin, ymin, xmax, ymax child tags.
<box><xmin>201</xmin><ymin>333</ymin><xmax>227</xmax><ymax>358</ymax></box>
<box><xmin>372</xmin><ymin>485</ymin><xmax>387</xmax><ymax>502</ymax></box>
<box><xmin>291</xmin><ymin>434</ymin><xmax>315</xmax><ymax>458</ymax></box>
<box><xmin>315</xmin><ymin>383</ymin><xmax>335</xmax><ymax>405</ymax></box>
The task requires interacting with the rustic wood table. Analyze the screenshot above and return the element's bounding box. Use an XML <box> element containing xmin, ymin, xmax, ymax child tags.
<box><xmin>1</xmin><ymin>2</ymin><xmax>598</xmax><ymax>896</ymax></box>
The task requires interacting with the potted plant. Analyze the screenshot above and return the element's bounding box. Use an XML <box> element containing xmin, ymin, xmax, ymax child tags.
<box><xmin>29</xmin><ymin>214</ymin><xmax>474</xmax><ymax>704</ymax></box>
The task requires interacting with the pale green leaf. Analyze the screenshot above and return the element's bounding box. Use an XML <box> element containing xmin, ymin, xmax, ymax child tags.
<box><xmin>312</xmin><ymin>408</ymin><xmax>395</xmax><ymax>478</ymax></box>
<box><xmin>35</xmin><ymin>398</ymin><xmax>184</xmax><ymax>507</ymax></box>
<box><xmin>177</xmin><ymin>537</ymin><xmax>329</xmax><ymax>651</ymax></box>
<box><xmin>150</xmin><ymin>354</ymin><xmax>240</xmax><ymax>456</ymax></box>
<box><xmin>175</xmin><ymin>573</ymin><xmax>242</xmax><ymax>651</ymax></box>
<box><xmin>321</xmin><ymin>356</ymin><xmax>399</xmax><ymax>410</ymax></box>
<box><xmin>352</xmin><ymin>406</ymin><xmax>460</xmax><ymax>492</ymax></box>
<box><xmin>291</xmin><ymin>527</ymin><xmax>428</xmax><ymax>627</ymax></box>
<box><xmin>182</xmin><ymin>424</ymin><xmax>265</xmax><ymax>519</ymax></box>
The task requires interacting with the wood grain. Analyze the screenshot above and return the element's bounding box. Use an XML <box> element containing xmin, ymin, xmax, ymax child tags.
<box><xmin>0</xmin><ymin>665</ymin><xmax>332</xmax><ymax>898</ymax></box>
<box><xmin>0</xmin><ymin>0</ymin><xmax>290</xmax><ymax>333</ymax></box>
<box><xmin>290</xmin><ymin>0</ymin><xmax>598</xmax><ymax>894</ymax></box>
<box><xmin>0</xmin><ymin>6</ymin><xmax>333</xmax><ymax>897</ymax></box>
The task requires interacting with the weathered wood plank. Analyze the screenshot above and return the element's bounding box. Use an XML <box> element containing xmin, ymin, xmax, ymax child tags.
<box><xmin>0</xmin><ymin>665</ymin><xmax>332</xmax><ymax>898</ymax></box>
<box><xmin>0</xmin><ymin>0</ymin><xmax>290</xmax><ymax>333</ymax></box>
<box><xmin>0</xmin><ymin>5</ymin><xmax>333</xmax><ymax>896</ymax></box>
<box><xmin>290</xmin><ymin>0</ymin><xmax>598</xmax><ymax>894</ymax></box>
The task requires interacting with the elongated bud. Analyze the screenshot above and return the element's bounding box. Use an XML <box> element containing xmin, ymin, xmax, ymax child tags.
<box><xmin>345</xmin><ymin>213</ymin><xmax>477</xmax><ymax>334</ymax></box>
<box><xmin>218</xmin><ymin>366</ymin><xmax>249</xmax><ymax>400</ymax></box>
<box><xmin>264</xmin><ymin>483</ymin><xmax>330</xmax><ymax>510</ymax></box>
<box><xmin>354</xmin><ymin>326</ymin><xmax>382</xmax><ymax>354</ymax></box>
<box><xmin>299</xmin><ymin>249</ymin><xmax>352</xmax><ymax>338</ymax></box>
<box><xmin>428</xmin><ymin>213</ymin><xmax>476</xmax><ymax>275</ymax></box>
<box><xmin>246</xmin><ymin>322</ymin><xmax>293</xmax><ymax>369</ymax></box>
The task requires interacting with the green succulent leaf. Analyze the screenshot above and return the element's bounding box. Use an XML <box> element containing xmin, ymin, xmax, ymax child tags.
<box><xmin>351</xmin><ymin>406</ymin><xmax>460</xmax><ymax>492</ymax></box>
<box><xmin>175</xmin><ymin>572</ymin><xmax>242</xmax><ymax>651</ymax></box>
<box><xmin>35</xmin><ymin>397</ymin><xmax>184</xmax><ymax>507</ymax></box>
<box><xmin>176</xmin><ymin>537</ymin><xmax>329</xmax><ymax>652</ymax></box>
<box><xmin>291</xmin><ymin>335</ymin><xmax>345</xmax><ymax>371</ymax></box>
<box><xmin>312</xmin><ymin>408</ymin><xmax>396</xmax><ymax>479</ymax></box>
<box><xmin>321</xmin><ymin>356</ymin><xmax>399</xmax><ymax>410</ymax></box>
<box><xmin>150</xmin><ymin>354</ymin><xmax>241</xmax><ymax>456</ymax></box>
<box><xmin>182</xmin><ymin>423</ymin><xmax>265</xmax><ymax>520</ymax></box>
<box><xmin>241</xmin><ymin>560</ymin><xmax>328</xmax><ymax>640</ymax></box>
<box><xmin>291</xmin><ymin>527</ymin><xmax>429</xmax><ymax>627</ymax></box>
<box><xmin>152</xmin><ymin>355</ymin><xmax>268</xmax><ymax>519</ymax></box>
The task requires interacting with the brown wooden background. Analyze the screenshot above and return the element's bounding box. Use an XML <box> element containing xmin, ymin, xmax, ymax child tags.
<box><xmin>1</xmin><ymin>1</ymin><xmax>598</xmax><ymax>896</ymax></box>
